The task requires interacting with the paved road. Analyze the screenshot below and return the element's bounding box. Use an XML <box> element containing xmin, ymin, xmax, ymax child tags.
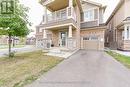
<box><xmin>0</xmin><ymin>45</ymin><xmax>39</xmax><ymax>57</ymax></box>
<box><xmin>26</xmin><ymin>50</ymin><xmax>130</xmax><ymax>87</ymax></box>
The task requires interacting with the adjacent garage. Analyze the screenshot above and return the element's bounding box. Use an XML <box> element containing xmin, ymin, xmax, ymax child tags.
<box><xmin>80</xmin><ymin>27</ymin><xmax>105</xmax><ymax>50</ymax></box>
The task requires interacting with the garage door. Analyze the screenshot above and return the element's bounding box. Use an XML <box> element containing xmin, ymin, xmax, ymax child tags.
<box><xmin>82</xmin><ymin>36</ymin><xmax>99</xmax><ymax>50</ymax></box>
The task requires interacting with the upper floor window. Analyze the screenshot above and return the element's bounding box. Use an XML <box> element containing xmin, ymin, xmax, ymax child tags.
<box><xmin>84</xmin><ymin>9</ymin><xmax>94</xmax><ymax>21</ymax></box>
<box><xmin>109</xmin><ymin>23</ymin><xmax>112</xmax><ymax>30</ymax></box>
<box><xmin>39</xmin><ymin>28</ymin><xmax>42</xmax><ymax>32</ymax></box>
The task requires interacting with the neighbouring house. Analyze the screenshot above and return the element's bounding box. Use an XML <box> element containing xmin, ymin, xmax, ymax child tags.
<box><xmin>105</xmin><ymin>0</ymin><xmax>130</xmax><ymax>51</ymax></box>
<box><xmin>0</xmin><ymin>36</ymin><xmax>20</xmax><ymax>45</ymax></box>
<box><xmin>36</xmin><ymin>0</ymin><xmax>106</xmax><ymax>50</ymax></box>
<box><xmin>0</xmin><ymin>36</ymin><xmax>8</xmax><ymax>45</ymax></box>
<box><xmin>26</xmin><ymin>37</ymin><xmax>36</xmax><ymax>45</ymax></box>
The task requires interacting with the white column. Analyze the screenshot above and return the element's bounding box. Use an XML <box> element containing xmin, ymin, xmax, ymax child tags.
<box><xmin>68</xmin><ymin>25</ymin><xmax>72</xmax><ymax>38</ymax></box>
<box><xmin>97</xmin><ymin>8</ymin><xmax>100</xmax><ymax>26</ymax></box>
<box><xmin>124</xmin><ymin>25</ymin><xmax>128</xmax><ymax>40</ymax></box>
<box><xmin>44</xmin><ymin>6</ymin><xmax>47</xmax><ymax>23</ymax></box>
<box><xmin>69</xmin><ymin>0</ymin><xmax>73</xmax><ymax>7</ymax></box>
<box><xmin>43</xmin><ymin>29</ymin><xmax>47</xmax><ymax>39</ymax></box>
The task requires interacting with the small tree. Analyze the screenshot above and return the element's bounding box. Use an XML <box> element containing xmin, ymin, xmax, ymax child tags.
<box><xmin>0</xmin><ymin>0</ymin><xmax>31</xmax><ymax>57</ymax></box>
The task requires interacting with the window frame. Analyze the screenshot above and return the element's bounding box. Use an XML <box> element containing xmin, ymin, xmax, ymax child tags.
<box><xmin>83</xmin><ymin>9</ymin><xmax>95</xmax><ymax>22</ymax></box>
<box><xmin>39</xmin><ymin>28</ymin><xmax>43</xmax><ymax>33</ymax></box>
<box><xmin>127</xmin><ymin>26</ymin><xmax>129</xmax><ymax>39</ymax></box>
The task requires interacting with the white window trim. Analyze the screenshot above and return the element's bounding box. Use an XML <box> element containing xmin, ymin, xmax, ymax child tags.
<box><xmin>39</xmin><ymin>28</ymin><xmax>43</xmax><ymax>33</ymax></box>
<box><xmin>122</xmin><ymin>30</ymin><xmax>124</xmax><ymax>40</ymax></box>
<box><xmin>84</xmin><ymin>9</ymin><xmax>94</xmax><ymax>22</ymax></box>
<box><xmin>124</xmin><ymin>24</ymin><xmax>130</xmax><ymax>40</ymax></box>
<box><xmin>129</xmin><ymin>26</ymin><xmax>130</xmax><ymax>40</ymax></box>
<box><xmin>127</xmin><ymin>26</ymin><xmax>129</xmax><ymax>39</ymax></box>
<box><xmin>83</xmin><ymin>8</ymin><xmax>99</xmax><ymax>22</ymax></box>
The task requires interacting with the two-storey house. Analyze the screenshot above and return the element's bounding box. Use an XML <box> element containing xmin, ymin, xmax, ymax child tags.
<box><xmin>36</xmin><ymin>0</ymin><xmax>106</xmax><ymax>51</ymax></box>
<box><xmin>105</xmin><ymin>0</ymin><xmax>130</xmax><ymax>51</ymax></box>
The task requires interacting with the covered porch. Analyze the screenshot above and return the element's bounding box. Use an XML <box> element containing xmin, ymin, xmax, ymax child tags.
<box><xmin>117</xmin><ymin>23</ymin><xmax>130</xmax><ymax>51</ymax></box>
<box><xmin>36</xmin><ymin>25</ymin><xmax>78</xmax><ymax>50</ymax></box>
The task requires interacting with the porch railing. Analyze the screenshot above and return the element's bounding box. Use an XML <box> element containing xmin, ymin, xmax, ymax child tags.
<box><xmin>42</xmin><ymin>0</ymin><xmax>55</xmax><ymax>5</ymax></box>
<box><xmin>36</xmin><ymin>38</ymin><xmax>77</xmax><ymax>50</ymax></box>
<box><xmin>67</xmin><ymin>38</ymin><xmax>77</xmax><ymax>50</ymax></box>
<box><xmin>48</xmin><ymin>8</ymin><xmax>67</xmax><ymax>23</ymax></box>
<box><xmin>118</xmin><ymin>40</ymin><xmax>123</xmax><ymax>49</ymax></box>
<box><xmin>36</xmin><ymin>39</ymin><xmax>52</xmax><ymax>49</ymax></box>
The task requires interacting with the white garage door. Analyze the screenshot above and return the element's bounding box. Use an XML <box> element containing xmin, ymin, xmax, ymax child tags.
<box><xmin>82</xmin><ymin>36</ymin><xmax>99</xmax><ymax>50</ymax></box>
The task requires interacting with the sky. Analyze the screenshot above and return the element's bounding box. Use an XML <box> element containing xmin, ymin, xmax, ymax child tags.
<box><xmin>20</xmin><ymin>0</ymin><xmax>120</xmax><ymax>37</ymax></box>
<box><xmin>91</xmin><ymin>0</ymin><xmax>120</xmax><ymax>22</ymax></box>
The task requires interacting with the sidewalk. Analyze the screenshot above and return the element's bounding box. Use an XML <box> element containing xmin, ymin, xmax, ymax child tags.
<box><xmin>0</xmin><ymin>45</ymin><xmax>40</xmax><ymax>57</ymax></box>
<box><xmin>112</xmin><ymin>50</ymin><xmax>130</xmax><ymax>57</ymax></box>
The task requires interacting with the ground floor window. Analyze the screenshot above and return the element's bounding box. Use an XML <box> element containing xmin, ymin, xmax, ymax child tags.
<box><xmin>122</xmin><ymin>31</ymin><xmax>124</xmax><ymax>40</ymax></box>
<box><xmin>122</xmin><ymin>26</ymin><xmax>130</xmax><ymax>40</ymax></box>
<box><xmin>127</xmin><ymin>26</ymin><xmax>129</xmax><ymax>39</ymax></box>
<box><xmin>83</xmin><ymin>35</ymin><xmax>99</xmax><ymax>41</ymax></box>
<box><xmin>83</xmin><ymin>37</ymin><xmax>89</xmax><ymax>40</ymax></box>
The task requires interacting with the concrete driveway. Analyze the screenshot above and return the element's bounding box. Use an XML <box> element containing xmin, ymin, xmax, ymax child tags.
<box><xmin>26</xmin><ymin>50</ymin><xmax>130</xmax><ymax>87</ymax></box>
<box><xmin>0</xmin><ymin>45</ymin><xmax>39</xmax><ymax>57</ymax></box>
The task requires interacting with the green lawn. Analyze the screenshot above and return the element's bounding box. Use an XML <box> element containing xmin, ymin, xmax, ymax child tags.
<box><xmin>106</xmin><ymin>51</ymin><xmax>130</xmax><ymax>68</ymax></box>
<box><xmin>0</xmin><ymin>51</ymin><xmax>63</xmax><ymax>87</ymax></box>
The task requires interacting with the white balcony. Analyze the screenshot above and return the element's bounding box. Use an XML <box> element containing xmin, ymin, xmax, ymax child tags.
<box><xmin>43</xmin><ymin>7</ymin><xmax>76</xmax><ymax>24</ymax></box>
<box><xmin>47</xmin><ymin>8</ymin><xmax>67</xmax><ymax>23</ymax></box>
<box><xmin>41</xmin><ymin>0</ymin><xmax>55</xmax><ymax>6</ymax></box>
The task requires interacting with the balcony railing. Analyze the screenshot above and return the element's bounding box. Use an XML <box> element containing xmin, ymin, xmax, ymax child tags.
<box><xmin>80</xmin><ymin>20</ymin><xmax>99</xmax><ymax>29</ymax></box>
<box><xmin>42</xmin><ymin>0</ymin><xmax>55</xmax><ymax>5</ymax></box>
<box><xmin>43</xmin><ymin>7</ymin><xmax>76</xmax><ymax>24</ymax></box>
<box><xmin>48</xmin><ymin>8</ymin><xmax>67</xmax><ymax>23</ymax></box>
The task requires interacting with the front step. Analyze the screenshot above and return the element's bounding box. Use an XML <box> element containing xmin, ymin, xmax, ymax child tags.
<box><xmin>45</xmin><ymin>47</ymin><xmax>78</xmax><ymax>58</ymax></box>
<box><xmin>49</xmin><ymin>48</ymin><xmax>61</xmax><ymax>54</ymax></box>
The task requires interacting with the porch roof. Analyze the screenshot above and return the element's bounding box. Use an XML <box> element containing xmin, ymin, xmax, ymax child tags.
<box><xmin>40</xmin><ymin>0</ymin><xmax>83</xmax><ymax>12</ymax></box>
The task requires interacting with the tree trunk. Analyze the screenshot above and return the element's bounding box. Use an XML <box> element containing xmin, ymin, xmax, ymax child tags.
<box><xmin>9</xmin><ymin>35</ymin><xmax>12</xmax><ymax>57</ymax></box>
<box><xmin>13</xmin><ymin>37</ymin><xmax>15</xmax><ymax>47</ymax></box>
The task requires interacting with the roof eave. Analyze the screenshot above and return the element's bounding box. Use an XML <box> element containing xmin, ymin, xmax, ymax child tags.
<box><xmin>82</xmin><ymin>0</ymin><xmax>102</xmax><ymax>7</ymax></box>
<box><xmin>105</xmin><ymin>0</ymin><xmax>124</xmax><ymax>25</ymax></box>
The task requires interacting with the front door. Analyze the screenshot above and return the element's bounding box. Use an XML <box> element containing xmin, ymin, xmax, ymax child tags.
<box><xmin>60</xmin><ymin>32</ymin><xmax>67</xmax><ymax>47</ymax></box>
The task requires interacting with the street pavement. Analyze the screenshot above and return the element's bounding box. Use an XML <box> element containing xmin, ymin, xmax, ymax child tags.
<box><xmin>0</xmin><ymin>45</ymin><xmax>40</xmax><ymax>57</ymax></box>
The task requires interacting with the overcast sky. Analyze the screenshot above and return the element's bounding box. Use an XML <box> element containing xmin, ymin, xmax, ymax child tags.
<box><xmin>20</xmin><ymin>0</ymin><xmax>120</xmax><ymax>37</ymax></box>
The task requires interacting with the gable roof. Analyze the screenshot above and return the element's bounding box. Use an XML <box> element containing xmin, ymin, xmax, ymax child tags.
<box><xmin>82</xmin><ymin>0</ymin><xmax>102</xmax><ymax>7</ymax></box>
<box><xmin>106</xmin><ymin>0</ymin><xmax>124</xmax><ymax>24</ymax></box>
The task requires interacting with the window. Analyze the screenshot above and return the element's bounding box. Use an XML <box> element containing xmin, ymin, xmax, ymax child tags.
<box><xmin>127</xmin><ymin>26</ymin><xmax>129</xmax><ymax>39</ymax></box>
<box><xmin>84</xmin><ymin>10</ymin><xmax>94</xmax><ymax>21</ymax></box>
<box><xmin>91</xmin><ymin>36</ymin><xmax>98</xmax><ymax>40</ymax></box>
<box><xmin>107</xmin><ymin>36</ymin><xmax>109</xmax><ymax>43</ymax></box>
<box><xmin>39</xmin><ymin>28</ymin><xmax>42</xmax><ymax>32</ymax></box>
<box><xmin>83</xmin><ymin>37</ymin><xmax>89</xmax><ymax>40</ymax></box>
<box><xmin>122</xmin><ymin>31</ymin><xmax>124</xmax><ymax>40</ymax></box>
<box><xmin>83</xmin><ymin>35</ymin><xmax>98</xmax><ymax>41</ymax></box>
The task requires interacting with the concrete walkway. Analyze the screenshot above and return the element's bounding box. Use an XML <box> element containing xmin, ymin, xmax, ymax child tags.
<box><xmin>26</xmin><ymin>50</ymin><xmax>130</xmax><ymax>87</ymax></box>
